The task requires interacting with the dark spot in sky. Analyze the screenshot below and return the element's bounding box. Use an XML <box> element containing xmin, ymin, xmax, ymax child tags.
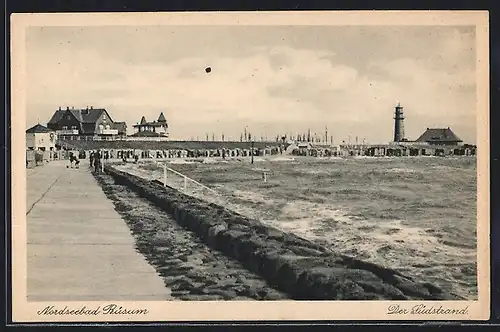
<box><xmin>205</xmin><ymin>67</ymin><xmax>212</xmax><ymax>73</ymax></box>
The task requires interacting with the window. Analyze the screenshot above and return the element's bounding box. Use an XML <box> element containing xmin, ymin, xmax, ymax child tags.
<box><xmin>62</xmin><ymin>126</ymin><xmax>68</xmax><ymax>130</ymax></box>
<box><xmin>66</xmin><ymin>115</ymin><xmax>71</xmax><ymax>120</ymax></box>
<box><xmin>103</xmin><ymin>115</ymin><xmax>106</xmax><ymax>120</ymax></box>
<box><xmin>71</xmin><ymin>126</ymin><xmax>77</xmax><ymax>130</ymax></box>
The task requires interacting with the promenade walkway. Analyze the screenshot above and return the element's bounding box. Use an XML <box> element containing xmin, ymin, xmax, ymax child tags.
<box><xmin>27</xmin><ymin>160</ymin><xmax>172</xmax><ymax>301</ymax></box>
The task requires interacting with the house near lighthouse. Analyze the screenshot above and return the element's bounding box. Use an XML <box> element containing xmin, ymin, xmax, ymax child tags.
<box><xmin>130</xmin><ymin>112</ymin><xmax>169</xmax><ymax>141</ymax></box>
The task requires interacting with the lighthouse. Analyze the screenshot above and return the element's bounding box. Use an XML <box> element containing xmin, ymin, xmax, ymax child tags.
<box><xmin>393</xmin><ymin>103</ymin><xmax>406</xmax><ymax>142</ymax></box>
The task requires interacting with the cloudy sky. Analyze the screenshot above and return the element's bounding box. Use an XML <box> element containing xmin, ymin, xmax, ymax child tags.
<box><xmin>26</xmin><ymin>25</ymin><xmax>476</xmax><ymax>144</ymax></box>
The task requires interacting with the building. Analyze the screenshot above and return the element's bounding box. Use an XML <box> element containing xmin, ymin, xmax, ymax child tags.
<box><xmin>393</xmin><ymin>103</ymin><xmax>407</xmax><ymax>142</ymax></box>
<box><xmin>47</xmin><ymin>106</ymin><xmax>127</xmax><ymax>140</ymax></box>
<box><xmin>414</xmin><ymin>127</ymin><xmax>463</xmax><ymax>146</ymax></box>
<box><xmin>26</xmin><ymin>124</ymin><xmax>56</xmax><ymax>151</ymax></box>
<box><xmin>130</xmin><ymin>112</ymin><xmax>169</xmax><ymax>140</ymax></box>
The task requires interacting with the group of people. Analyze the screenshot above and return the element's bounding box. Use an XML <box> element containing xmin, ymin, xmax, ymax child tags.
<box><xmin>68</xmin><ymin>152</ymin><xmax>80</xmax><ymax>169</ymax></box>
<box><xmin>67</xmin><ymin>150</ymin><xmax>106</xmax><ymax>173</ymax></box>
<box><xmin>89</xmin><ymin>150</ymin><xmax>103</xmax><ymax>173</ymax></box>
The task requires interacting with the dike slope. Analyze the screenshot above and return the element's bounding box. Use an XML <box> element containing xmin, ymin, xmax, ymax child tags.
<box><xmin>104</xmin><ymin>165</ymin><xmax>461</xmax><ymax>301</ymax></box>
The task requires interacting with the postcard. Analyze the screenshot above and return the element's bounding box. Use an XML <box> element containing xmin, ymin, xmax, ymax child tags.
<box><xmin>10</xmin><ymin>10</ymin><xmax>490</xmax><ymax>322</ymax></box>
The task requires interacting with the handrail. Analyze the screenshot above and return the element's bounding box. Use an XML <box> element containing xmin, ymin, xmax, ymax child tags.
<box><xmin>162</xmin><ymin>165</ymin><xmax>219</xmax><ymax>195</ymax></box>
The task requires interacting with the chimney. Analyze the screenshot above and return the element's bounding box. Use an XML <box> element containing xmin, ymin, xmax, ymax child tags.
<box><xmin>86</xmin><ymin>106</ymin><xmax>89</xmax><ymax>110</ymax></box>
<box><xmin>90</xmin><ymin>106</ymin><xmax>93</xmax><ymax>110</ymax></box>
<box><xmin>58</xmin><ymin>106</ymin><xmax>61</xmax><ymax>111</ymax></box>
<box><xmin>66</xmin><ymin>106</ymin><xmax>69</xmax><ymax>110</ymax></box>
<box><xmin>72</xmin><ymin>106</ymin><xmax>74</xmax><ymax>110</ymax></box>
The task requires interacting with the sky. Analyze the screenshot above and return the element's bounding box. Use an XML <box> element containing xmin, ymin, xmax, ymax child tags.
<box><xmin>26</xmin><ymin>25</ymin><xmax>477</xmax><ymax>144</ymax></box>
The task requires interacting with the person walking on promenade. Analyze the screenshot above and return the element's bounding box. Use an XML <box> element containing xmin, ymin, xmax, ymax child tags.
<box><xmin>94</xmin><ymin>150</ymin><xmax>101</xmax><ymax>173</ymax></box>
<box><xmin>89</xmin><ymin>151</ymin><xmax>94</xmax><ymax>169</ymax></box>
<box><xmin>68</xmin><ymin>152</ymin><xmax>74</xmax><ymax>168</ymax></box>
<box><xmin>73</xmin><ymin>153</ymin><xmax>80</xmax><ymax>169</ymax></box>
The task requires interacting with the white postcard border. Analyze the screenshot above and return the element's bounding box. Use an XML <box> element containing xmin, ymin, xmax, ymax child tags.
<box><xmin>10</xmin><ymin>10</ymin><xmax>490</xmax><ymax>322</ymax></box>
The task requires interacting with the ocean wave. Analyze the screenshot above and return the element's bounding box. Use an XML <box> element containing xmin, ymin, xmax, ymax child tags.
<box><xmin>120</xmin><ymin>157</ymin><xmax>477</xmax><ymax>299</ymax></box>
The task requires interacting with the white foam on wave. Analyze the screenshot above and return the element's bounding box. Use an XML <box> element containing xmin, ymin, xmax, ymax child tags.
<box><xmin>201</xmin><ymin>158</ymin><xmax>220</xmax><ymax>164</ymax></box>
<box><xmin>270</xmin><ymin>157</ymin><xmax>296</xmax><ymax>162</ymax></box>
<box><xmin>386</xmin><ymin>167</ymin><xmax>416</xmax><ymax>173</ymax></box>
<box><xmin>167</xmin><ymin>158</ymin><xmax>197</xmax><ymax>164</ymax></box>
<box><xmin>298</xmin><ymin>168</ymin><xmax>330</xmax><ymax>175</ymax></box>
<box><xmin>251</xmin><ymin>167</ymin><xmax>272</xmax><ymax>173</ymax></box>
<box><xmin>431</xmin><ymin>165</ymin><xmax>463</xmax><ymax>171</ymax></box>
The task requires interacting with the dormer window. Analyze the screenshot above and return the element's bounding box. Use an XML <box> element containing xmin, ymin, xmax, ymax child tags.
<box><xmin>103</xmin><ymin>115</ymin><xmax>106</xmax><ymax>120</ymax></box>
<box><xmin>66</xmin><ymin>115</ymin><xmax>71</xmax><ymax>120</ymax></box>
<box><xmin>71</xmin><ymin>126</ymin><xmax>77</xmax><ymax>130</ymax></box>
<box><xmin>62</xmin><ymin>126</ymin><xmax>68</xmax><ymax>130</ymax></box>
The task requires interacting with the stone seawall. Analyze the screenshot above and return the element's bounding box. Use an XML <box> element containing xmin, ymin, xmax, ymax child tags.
<box><xmin>104</xmin><ymin>165</ymin><xmax>460</xmax><ymax>301</ymax></box>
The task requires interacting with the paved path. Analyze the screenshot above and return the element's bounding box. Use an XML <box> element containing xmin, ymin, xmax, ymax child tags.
<box><xmin>27</xmin><ymin>160</ymin><xmax>172</xmax><ymax>301</ymax></box>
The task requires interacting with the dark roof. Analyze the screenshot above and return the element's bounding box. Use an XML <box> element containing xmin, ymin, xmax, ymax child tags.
<box><xmin>158</xmin><ymin>112</ymin><xmax>167</xmax><ymax>122</ymax></box>
<box><xmin>47</xmin><ymin>110</ymin><xmax>66</xmax><ymax>124</ymax></box>
<box><xmin>48</xmin><ymin>108</ymin><xmax>111</xmax><ymax>124</ymax></box>
<box><xmin>415</xmin><ymin>128</ymin><xmax>462</xmax><ymax>143</ymax></box>
<box><xmin>130</xmin><ymin>131</ymin><xmax>163</xmax><ymax>137</ymax></box>
<box><xmin>80</xmin><ymin>108</ymin><xmax>109</xmax><ymax>123</ymax></box>
<box><xmin>26</xmin><ymin>124</ymin><xmax>53</xmax><ymax>133</ymax></box>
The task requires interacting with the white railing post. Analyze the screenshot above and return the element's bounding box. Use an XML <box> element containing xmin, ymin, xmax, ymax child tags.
<box><xmin>184</xmin><ymin>176</ymin><xmax>187</xmax><ymax>191</ymax></box>
<box><xmin>163</xmin><ymin>164</ymin><xmax>167</xmax><ymax>187</ymax></box>
<box><xmin>101</xmin><ymin>149</ymin><xmax>105</xmax><ymax>172</ymax></box>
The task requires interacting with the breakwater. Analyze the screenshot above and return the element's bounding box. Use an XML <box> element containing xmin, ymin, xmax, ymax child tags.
<box><xmin>103</xmin><ymin>165</ymin><xmax>460</xmax><ymax>300</ymax></box>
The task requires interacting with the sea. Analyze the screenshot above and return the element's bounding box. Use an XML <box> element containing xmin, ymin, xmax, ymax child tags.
<box><xmin>118</xmin><ymin>155</ymin><xmax>478</xmax><ymax>299</ymax></box>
